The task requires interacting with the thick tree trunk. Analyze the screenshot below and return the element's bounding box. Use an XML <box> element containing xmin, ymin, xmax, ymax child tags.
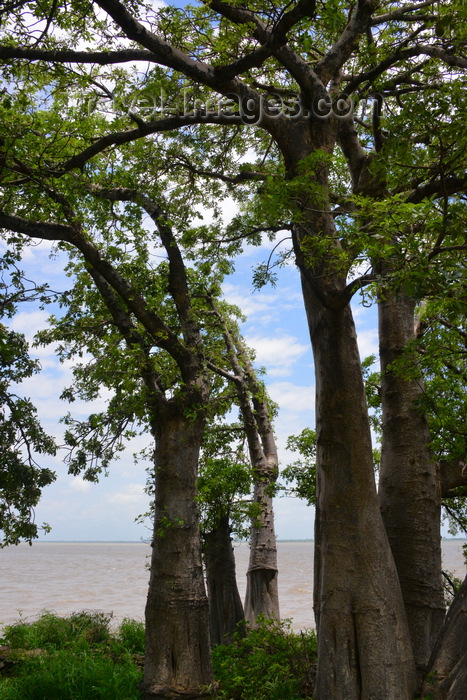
<box><xmin>378</xmin><ymin>293</ymin><xmax>445</xmax><ymax>681</ymax></box>
<box><xmin>303</xmin><ymin>285</ymin><xmax>416</xmax><ymax>699</ymax></box>
<box><xmin>244</xmin><ymin>480</ymin><xmax>280</xmax><ymax>625</ymax></box>
<box><xmin>203</xmin><ymin>514</ymin><xmax>245</xmax><ymax>646</ymax></box>
<box><xmin>141</xmin><ymin>407</ymin><xmax>213</xmax><ymax>700</ymax></box>
<box><xmin>273</xmin><ymin>120</ymin><xmax>416</xmax><ymax>697</ymax></box>
<box><xmin>421</xmin><ymin>574</ymin><xmax>467</xmax><ymax>700</ymax></box>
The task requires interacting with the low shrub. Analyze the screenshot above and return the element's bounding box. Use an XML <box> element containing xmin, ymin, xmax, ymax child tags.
<box><xmin>115</xmin><ymin>618</ymin><xmax>145</xmax><ymax>655</ymax></box>
<box><xmin>0</xmin><ymin>610</ymin><xmax>112</xmax><ymax>651</ymax></box>
<box><xmin>211</xmin><ymin>617</ymin><xmax>317</xmax><ymax>700</ymax></box>
<box><xmin>1</xmin><ymin>612</ymin><xmax>317</xmax><ymax>699</ymax></box>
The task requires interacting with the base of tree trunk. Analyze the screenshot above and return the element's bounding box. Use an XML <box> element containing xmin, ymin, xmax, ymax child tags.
<box><xmin>204</xmin><ymin>515</ymin><xmax>245</xmax><ymax>646</ymax></box>
<box><xmin>139</xmin><ymin>684</ymin><xmax>214</xmax><ymax>700</ymax></box>
<box><xmin>421</xmin><ymin>575</ymin><xmax>467</xmax><ymax>700</ymax></box>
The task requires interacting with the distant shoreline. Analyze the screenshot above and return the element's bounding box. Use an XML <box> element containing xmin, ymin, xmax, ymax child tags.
<box><xmin>27</xmin><ymin>537</ymin><xmax>467</xmax><ymax>544</ymax></box>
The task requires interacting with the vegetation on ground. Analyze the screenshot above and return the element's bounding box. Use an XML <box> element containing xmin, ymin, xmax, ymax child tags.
<box><xmin>0</xmin><ymin>612</ymin><xmax>317</xmax><ymax>700</ymax></box>
<box><xmin>0</xmin><ymin>611</ymin><xmax>144</xmax><ymax>700</ymax></box>
<box><xmin>210</xmin><ymin>617</ymin><xmax>316</xmax><ymax>700</ymax></box>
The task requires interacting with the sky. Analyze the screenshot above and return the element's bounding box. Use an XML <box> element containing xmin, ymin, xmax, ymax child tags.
<box><xmin>0</xmin><ymin>0</ymin><xmax>378</xmax><ymax>544</ymax></box>
<box><xmin>3</xmin><ymin>203</ymin><xmax>382</xmax><ymax>543</ymax></box>
<box><xmin>1</xmin><ymin>0</ymin><xmax>440</xmax><ymax>544</ymax></box>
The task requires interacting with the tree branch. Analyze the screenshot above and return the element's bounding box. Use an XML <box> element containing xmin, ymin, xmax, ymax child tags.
<box><xmin>95</xmin><ymin>0</ymin><xmax>263</xmax><ymax>106</ymax></box>
<box><xmin>208</xmin><ymin>0</ymin><xmax>326</xmax><ymax>103</ymax></box>
<box><xmin>346</xmin><ymin>45</ymin><xmax>467</xmax><ymax>95</ymax></box>
<box><xmin>371</xmin><ymin>1</ymin><xmax>436</xmax><ymax>26</ymax></box>
<box><xmin>405</xmin><ymin>175</ymin><xmax>467</xmax><ymax>204</ymax></box>
<box><xmin>82</xmin><ymin>185</ymin><xmax>205</xmax><ymax>353</ymax></box>
<box><xmin>440</xmin><ymin>460</ymin><xmax>467</xmax><ymax>498</ymax></box>
<box><xmin>0</xmin><ymin>211</ymin><xmax>194</xmax><ymax>372</ymax></box>
<box><xmin>53</xmin><ymin>113</ymin><xmax>245</xmax><ymax>174</ymax></box>
<box><xmin>315</xmin><ymin>0</ymin><xmax>376</xmax><ymax>84</ymax></box>
<box><xmin>0</xmin><ymin>46</ymin><xmax>155</xmax><ymax>63</ymax></box>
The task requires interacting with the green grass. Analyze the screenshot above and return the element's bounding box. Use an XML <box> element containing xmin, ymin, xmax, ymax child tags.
<box><xmin>0</xmin><ymin>612</ymin><xmax>316</xmax><ymax>699</ymax></box>
<box><xmin>0</xmin><ymin>611</ymin><xmax>144</xmax><ymax>700</ymax></box>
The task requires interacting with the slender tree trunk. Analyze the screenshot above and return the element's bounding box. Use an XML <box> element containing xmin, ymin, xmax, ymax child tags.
<box><xmin>421</xmin><ymin>574</ymin><xmax>467</xmax><ymax>700</ymax></box>
<box><xmin>203</xmin><ymin>514</ymin><xmax>245</xmax><ymax>646</ymax></box>
<box><xmin>244</xmin><ymin>479</ymin><xmax>280</xmax><ymax>625</ymax></box>
<box><xmin>301</xmin><ymin>280</ymin><xmax>416</xmax><ymax>699</ymax></box>
<box><xmin>141</xmin><ymin>406</ymin><xmax>213</xmax><ymax>700</ymax></box>
<box><xmin>378</xmin><ymin>292</ymin><xmax>445</xmax><ymax>683</ymax></box>
<box><xmin>208</xmin><ymin>314</ymin><xmax>281</xmax><ymax>626</ymax></box>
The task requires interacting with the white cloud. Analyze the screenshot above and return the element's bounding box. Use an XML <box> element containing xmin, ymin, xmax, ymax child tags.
<box><xmin>108</xmin><ymin>483</ymin><xmax>146</xmax><ymax>505</ymax></box>
<box><xmin>356</xmin><ymin>328</ymin><xmax>379</xmax><ymax>359</ymax></box>
<box><xmin>246</xmin><ymin>334</ymin><xmax>308</xmax><ymax>376</ymax></box>
<box><xmin>223</xmin><ymin>282</ymin><xmax>303</xmax><ymax>326</ymax></box>
<box><xmin>10</xmin><ymin>309</ymin><xmax>50</xmax><ymax>340</ymax></box>
<box><xmin>269</xmin><ymin>381</ymin><xmax>315</xmax><ymax>416</ymax></box>
<box><xmin>69</xmin><ymin>477</ymin><xmax>92</xmax><ymax>494</ymax></box>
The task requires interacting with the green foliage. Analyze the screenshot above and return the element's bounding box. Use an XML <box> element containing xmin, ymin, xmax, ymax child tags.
<box><xmin>0</xmin><ymin>613</ymin><xmax>316</xmax><ymax>700</ymax></box>
<box><xmin>442</xmin><ymin>570</ymin><xmax>464</xmax><ymax>609</ymax></box>
<box><xmin>0</xmin><ymin>612</ymin><xmax>142</xmax><ymax>700</ymax></box>
<box><xmin>115</xmin><ymin>618</ymin><xmax>145</xmax><ymax>655</ymax></box>
<box><xmin>211</xmin><ymin>618</ymin><xmax>316</xmax><ymax>700</ymax></box>
<box><xmin>361</xmin><ymin>355</ymin><xmax>382</xmax><ymax>467</ymax></box>
<box><xmin>0</xmin><ymin>610</ymin><xmax>113</xmax><ymax>651</ymax></box>
<box><xmin>197</xmin><ymin>421</ymin><xmax>256</xmax><ymax>539</ymax></box>
<box><xmin>0</xmin><ymin>648</ymin><xmax>142</xmax><ymax>700</ymax></box>
<box><xmin>0</xmin><ymin>324</ymin><xmax>56</xmax><ymax>546</ymax></box>
<box><xmin>282</xmin><ymin>428</ymin><xmax>317</xmax><ymax>506</ymax></box>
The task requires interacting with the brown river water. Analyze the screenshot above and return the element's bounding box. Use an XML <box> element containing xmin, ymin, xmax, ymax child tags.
<box><xmin>1</xmin><ymin>540</ymin><xmax>465</xmax><ymax>633</ymax></box>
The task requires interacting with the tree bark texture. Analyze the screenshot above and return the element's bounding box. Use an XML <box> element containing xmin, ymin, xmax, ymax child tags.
<box><xmin>244</xmin><ymin>481</ymin><xmax>280</xmax><ymax>625</ymax></box>
<box><xmin>422</xmin><ymin>574</ymin><xmax>467</xmax><ymax>700</ymax></box>
<box><xmin>203</xmin><ymin>514</ymin><xmax>245</xmax><ymax>646</ymax></box>
<box><xmin>277</xmin><ymin>122</ymin><xmax>417</xmax><ymax>697</ymax></box>
<box><xmin>215</xmin><ymin>323</ymin><xmax>281</xmax><ymax>627</ymax></box>
<box><xmin>141</xmin><ymin>407</ymin><xmax>213</xmax><ymax>700</ymax></box>
<box><xmin>378</xmin><ymin>293</ymin><xmax>445</xmax><ymax>680</ymax></box>
<box><xmin>301</xmin><ymin>278</ymin><xmax>416</xmax><ymax>700</ymax></box>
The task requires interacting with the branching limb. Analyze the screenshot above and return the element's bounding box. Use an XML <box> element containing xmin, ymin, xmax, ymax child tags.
<box><xmin>315</xmin><ymin>0</ymin><xmax>376</xmax><ymax>84</ymax></box>
<box><xmin>371</xmin><ymin>0</ymin><xmax>436</xmax><ymax>26</ymax></box>
<box><xmin>0</xmin><ymin>211</ymin><xmax>190</xmax><ymax>370</ymax></box>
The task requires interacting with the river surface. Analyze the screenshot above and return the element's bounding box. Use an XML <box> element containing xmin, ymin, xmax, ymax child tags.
<box><xmin>1</xmin><ymin>540</ymin><xmax>465</xmax><ymax>633</ymax></box>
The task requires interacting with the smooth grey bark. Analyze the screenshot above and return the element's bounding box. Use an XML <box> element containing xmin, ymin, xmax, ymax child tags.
<box><xmin>378</xmin><ymin>293</ymin><xmax>445</xmax><ymax>682</ymax></box>
<box><xmin>203</xmin><ymin>514</ymin><xmax>245</xmax><ymax>646</ymax></box>
<box><xmin>207</xmin><ymin>307</ymin><xmax>280</xmax><ymax>626</ymax></box>
<box><xmin>244</xmin><ymin>480</ymin><xmax>280</xmax><ymax>625</ymax></box>
<box><xmin>142</xmin><ymin>406</ymin><xmax>213</xmax><ymax>700</ymax></box>
<box><xmin>304</xmin><ymin>292</ymin><xmax>416</xmax><ymax>700</ymax></box>
<box><xmin>242</xmin><ymin>353</ymin><xmax>280</xmax><ymax>626</ymax></box>
<box><xmin>274</xmin><ymin>117</ymin><xmax>417</xmax><ymax>698</ymax></box>
<box><xmin>421</xmin><ymin>574</ymin><xmax>467</xmax><ymax>700</ymax></box>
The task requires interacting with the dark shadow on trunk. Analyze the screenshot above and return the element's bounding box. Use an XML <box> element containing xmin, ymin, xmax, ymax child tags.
<box><xmin>421</xmin><ymin>574</ymin><xmax>467</xmax><ymax>700</ymax></box>
<box><xmin>378</xmin><ymin>292</ymin><xmax>445</xmax><ymax>683</ymax></box>
<box><xmin>203</xmin><ymin>514</ymin><xmax>245</xmax><ymax>646</ymax></box>
<box><xmin>300</xmin><ymin>277</ymin><xmax>417</xmax><ymax>700</ymax></box>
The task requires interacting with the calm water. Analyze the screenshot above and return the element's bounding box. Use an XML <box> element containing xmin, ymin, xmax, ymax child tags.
<box><xmin>1</xmin><ymin>540</ymin><xmax>465</xmax><ymax>633</ymax></box>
